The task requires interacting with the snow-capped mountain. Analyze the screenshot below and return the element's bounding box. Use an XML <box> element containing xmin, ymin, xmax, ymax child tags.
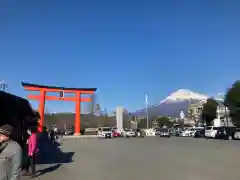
<box><xmin>212</xmin><ymin>93</ymin><xmax>224</xmax><ymax>102</ymax></box>
<box><xmin>133</xmin><ymin>89</ymin><xmax>208</xmax><ymax>118</ymax></box>
<box><xmin>160</xmin><ymin>89</ymin><xmax>208</xmax><ymax>104</ymax></box>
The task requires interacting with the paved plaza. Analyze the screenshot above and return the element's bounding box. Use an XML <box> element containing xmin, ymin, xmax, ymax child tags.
<box><xmin>27</xmin><ymin>137</ymin><xmax>240</xmax><ymax>180</ymax></box>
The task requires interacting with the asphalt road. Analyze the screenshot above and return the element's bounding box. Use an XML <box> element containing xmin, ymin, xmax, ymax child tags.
<box><xmin>25</xmin><ymin>137</ymin><xmax>240</xmax><ymax>180</ymax></box>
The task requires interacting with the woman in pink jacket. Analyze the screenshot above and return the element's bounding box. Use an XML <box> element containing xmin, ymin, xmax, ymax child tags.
<box><xmin>27</xmin><ymin>128</ymin><xmax>38</xmax><ymax>177</ymax></box>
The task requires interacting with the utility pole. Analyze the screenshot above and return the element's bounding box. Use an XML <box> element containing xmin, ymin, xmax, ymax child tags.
<box><xmin>145</xmin><ymin>92</ymin><xmax>149</xmax><ymax>129</ymax></box>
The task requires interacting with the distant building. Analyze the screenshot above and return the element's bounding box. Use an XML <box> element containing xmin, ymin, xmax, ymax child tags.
<box><xmin>188</xmin><ymin>101</ymin><xmax>205</xmax><ymax>123</ymax></box>
<box><xmin>187</xmin><ymin>100</ymin><xmax>234</xmax><ymax>127</ymax></box>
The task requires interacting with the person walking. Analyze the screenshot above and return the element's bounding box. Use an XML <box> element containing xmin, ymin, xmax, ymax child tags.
<box><xmin>49</xmin><ymin>128</ymin><xmax>55</xmax><ymax>144</ymax></box>
<box><xmin>27</xmin><ymin>128</ymin><xmax>38</xmax><ymax>178</ymax></box>
<box><xmin>0</xmin><ymin>124</ymin><xmax>22</xmax><ymax>180</ymax></box>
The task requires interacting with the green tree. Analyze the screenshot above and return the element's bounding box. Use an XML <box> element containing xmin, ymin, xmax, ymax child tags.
<box><xmin>201</xmin><ymin>98</ymin><xmax>218</xmax><ymax>126</ymax></box>
<box><xmin>225</xmin><ymin>80</ymin><xmax>240</xmax><ymax>127</ymax></box>
<box><xmin>156</xmin><ymin>116</ymin><xmax>173</xmax><ymax>128</ymax></box>
<box><xmin>138</xmin><ymin>117</ymin><xmax>147</xmax><ymax>129</ymax></box>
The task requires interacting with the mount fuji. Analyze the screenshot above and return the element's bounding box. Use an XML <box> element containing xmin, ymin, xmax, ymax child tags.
<box><xmin>133</xmin><ymin>89</ymin><xmax>208</xmax><ymax>118</ymax></box>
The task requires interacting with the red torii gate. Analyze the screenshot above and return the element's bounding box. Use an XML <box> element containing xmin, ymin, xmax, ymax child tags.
<box><xmin>21</xmin><ymin>82</ymin><xmax>97</xmax><ymax>135</ymax></box>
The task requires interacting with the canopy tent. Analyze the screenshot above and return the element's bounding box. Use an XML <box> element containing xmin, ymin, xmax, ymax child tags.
<box><xmin>0</xmin><ymin>90</ymin><xmax>39</xmax><ymax>144</ymax></box>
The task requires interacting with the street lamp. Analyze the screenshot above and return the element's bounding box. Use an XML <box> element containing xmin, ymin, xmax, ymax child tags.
<box><xmin>217</xmin><ymin>98</ymin><xmax>229</xmax><ymax>128</ymax></box>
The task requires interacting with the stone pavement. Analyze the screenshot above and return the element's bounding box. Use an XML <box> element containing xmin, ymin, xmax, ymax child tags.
<box><xmin>23</xmin><ymin>137</ymin><xmax>240</xmax><ymax>180</ymax></box>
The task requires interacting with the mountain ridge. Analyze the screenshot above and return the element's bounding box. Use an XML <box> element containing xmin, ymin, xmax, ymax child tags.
<box><xmin>134</xmin><ymin>89</ymin><xmax>209</xmax><ymax>118</ymax></box>
<box><xmin>160</xmin><ymin>89</ymin><xmax>208</xmax><ymax>104</ymax></box>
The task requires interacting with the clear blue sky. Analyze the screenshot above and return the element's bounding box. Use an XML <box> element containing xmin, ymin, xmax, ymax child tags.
<box><xmin>1</xmin><ymin>0</ymin><xmax>240</xmax><ymax>113</ymax></box>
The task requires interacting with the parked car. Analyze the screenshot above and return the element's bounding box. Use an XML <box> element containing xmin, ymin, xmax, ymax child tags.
<box><xmin>112</xmin><ymin>130</ymin><xmax>121</xmax><ymax>137</ymax></box>
<box><xmin>234</xmin><ymin>128</ymin><xmax>240</xmax><ymax>140</ymax></box>
<box><xmin>170</xmin><ymin>128</ymin><xmax>176</xmax><ymax>136</ymax></box>
<box><xmin>136</xmin><ymin>129</ymin><xmax>145</xmax><ymax>137</ymax></box>
<box><xmin>181</xmin><ymin>127</ymin><xmax>204</xmax><ymax>137</ymax></box>
<box><xmin>144</xmin><ymin>128</ymin><xmax>156</xmax><ymax>136</ymax></box>
<box><xmin>180</xmin><ymin>128</ymin><xmax>194</xmax><ymax>137</ymax></box>
<box><xmin>155</xmin><ymin>128</ymin><xmax>161</xmax><ymax>136</ymax></box>
<box><xmin>98</xmin><ymin>127</ymin><xmax>112</xmax><ymax>139</ymax></box>
<box><xmin>159</xmin><ymin>128</ymin><xmax>170</xmax><ymax>137</ymax></box>
<box><xmin>194</xmin><ymin>129</ymin><xmax>205</xmax><ymax>138</ymax></box>
<box><xmin>132</xmin><ymin>129</ymin><xmax>139</xmax><ymax>137</ymax></box>
<box><xmin>205</xmin><ymin>126</ymin><xmax>236</xmax><ymax>140</ymax></box>
<box><xmin>175</xmin><ymin>129</ymin><xmax>182</xmax><ymax>136</ymax></box>
<box><xmin>123</xmin><ymin>129</ymin><xmax>136</xmax><ymax>137</ymax></box>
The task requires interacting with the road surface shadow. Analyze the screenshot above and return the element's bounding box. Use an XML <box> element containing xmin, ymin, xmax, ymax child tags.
<box><xmin>36</xmin><ymin>164</ymin><xmax>62</xmax><ymax>177</ymax></box>
<box><xmin>36</xmin><ymin>132</ymin><xmax>75</xmax><ymax>164</ymax></box>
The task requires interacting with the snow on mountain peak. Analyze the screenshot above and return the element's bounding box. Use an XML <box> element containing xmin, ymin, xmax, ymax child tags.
<box><xmin>160</xmin><ymin>89</ymin><xmax>208</xmax><ymax>104</ymax></box>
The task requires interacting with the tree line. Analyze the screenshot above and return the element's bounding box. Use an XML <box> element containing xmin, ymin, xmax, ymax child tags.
<box><xmin>202</xmin><ymin>80</ymin><xmax>240</xmax><ymax>127</ymax></box>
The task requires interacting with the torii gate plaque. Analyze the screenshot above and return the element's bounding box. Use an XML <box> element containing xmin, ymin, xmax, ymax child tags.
<box><xmin>21</xmin><ymin>82</ymin><xmax>97</xmax><ymax>135</ymax></box>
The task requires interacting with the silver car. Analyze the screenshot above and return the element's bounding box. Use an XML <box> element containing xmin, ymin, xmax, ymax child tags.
<box><xmin>159</xmin><ymin>128</ymin><xmax>170</xmax><ymax>137</ymax></box>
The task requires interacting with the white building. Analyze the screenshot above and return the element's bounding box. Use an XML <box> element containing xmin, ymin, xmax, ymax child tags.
<box><xmin>214</xmin><ymin>105</ymin><xmax>234</xmax><ymax>127</ymax></box>
<box><xmin>116</xmin><ymin>107</ymin><xmax>124</xmax><ymax>130</ymax></box>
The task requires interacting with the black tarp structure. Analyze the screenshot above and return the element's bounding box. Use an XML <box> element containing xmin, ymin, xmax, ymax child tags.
<box><xmin>0</xmin><ymin>90</ymin><xmax>39</xmax><ymax>145</ymax></box>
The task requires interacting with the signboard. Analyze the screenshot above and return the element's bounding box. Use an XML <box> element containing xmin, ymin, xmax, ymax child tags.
<box><xmin>60</xmin><ymin>90</ymin><xmax>64</xmax><ymax>98</ymax></box>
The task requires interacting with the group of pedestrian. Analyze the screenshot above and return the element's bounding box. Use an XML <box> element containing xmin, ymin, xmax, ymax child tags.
<box><xmin>48</xmin><ymin>127</ymin><xmax>63</xmax><ymax>144</ymax></box>
<box><xmin>0</xmin><ymin>124</ymin><xmax>38</xmax><ymax>180</ymax></box>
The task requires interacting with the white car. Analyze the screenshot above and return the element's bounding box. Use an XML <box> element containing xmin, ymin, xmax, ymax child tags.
<box><xmin>144</xmin><ymin>129</ymin><xmax>156</xmax><ymax>136</ymax></box>
<box><xmin>181</xmin><ymin>130</ymin><xmax>193</xmax><ymax>137</ymax></box>
<box><xmin>234</xmin><ymin>128</ymin><xmax>240</xmax><ymax>140</ymax></box>
<box><xmin>123</xmin><ymin>129</ymin><xmax>136</xmax><ymax>137</ymax></box>
<box><xmin>180</xmin><ymin>128</ymin><xmax>195</xmax><ymax>137</ymax></box>
<box><xmin>205</xmin><ymin>126</ymin><xmax>219</xmax><ymax>138</ymax></box>
<box><xmin>181</xmin><ymin>127</ymin><xmax>204</xmax><ymax>137</ymax></box>
<box><xmin>98</xmin><ymin>127</ymin><xmax>112</xmax><ymax>138</ymax></box>
<box><xmin>234</xmin><ymin>131</ymin><xmax>240</xmax><ymax>140</ymax></box>
<box><xmin>159</xmin><ymin>128</ymin><xmax>171</xmax><ymax>137</ymax></box>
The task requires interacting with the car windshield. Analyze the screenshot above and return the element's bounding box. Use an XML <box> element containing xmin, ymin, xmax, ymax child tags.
<box><xmin>160</xmin><ymin>128</ymin><xmax>168</xmax><ymax>132</ymax></box>
<box><xmin>102</xmin><ymin>128</ymin><xmax>111</xmax><ymax>131</ymax></box>
<box><xmin>206</xmin><ymin>126</ymin><xmax>212</xmax><ymax>130</ymax></box>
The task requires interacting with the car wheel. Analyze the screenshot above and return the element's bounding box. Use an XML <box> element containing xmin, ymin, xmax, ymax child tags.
<box><xmin>228</xmin><ymin>136</ymin><xmax>232</xmax><ymax>140</ymax></box>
